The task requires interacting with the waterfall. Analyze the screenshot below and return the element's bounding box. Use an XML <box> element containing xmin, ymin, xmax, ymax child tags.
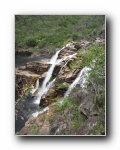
<box><xmin>32</xmin><ymin>106</ymin><xmax>49</xmax><ymax>117</ymax></box>
<box><xmin>56</xmin><ymin>53</ymin><xmax>77</xmax><ymax>65</ymax></box>
<box><xmin>64</xmin><ymin>66</ymin><xmax>91</xmax><ymax>97</ymax></box>
<box><xmin>42</xmin><ymin>50</ymin><xmax>60</xmax><ymax>89</ymax></box>
<box><xmin>43</xmin><ymin>78</ymin><xmax>56</xmax><ymax>95</ymax></box>
<box><xmin>35</xmin><ymin>78</ymin><xmax>39</xmax><ymax>89</ymax></box>
<box><xmin>32</xmin><ymin>44</ymin><xmax>77</xmax><ymax>116</ymax></box>
<box><xmin>30</xmin><ymin>78</ymin><xmax>39</xmax><ymax>94</ymax></box>
<box><xmin>33</xmin><ymin>50</ymin><xmax>61</xmax><ymax>105</ymax></box>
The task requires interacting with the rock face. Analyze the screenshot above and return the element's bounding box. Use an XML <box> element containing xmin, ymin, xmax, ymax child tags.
<box><xmin>15</xmin><ymin>59</ymin><xmax>50</xmax><ymax>98</ymax></box>
<box><xmin>40</xmin><ymin>87</ymin><xmax>58</xmax><ymax>107</ymax></box>
<box><xmin>15</xmin><ymin>68</ymin><xmax>40</xmax><ymax>98</ymax></box>
<box><xmin>16</xmin><ymin>39</ymin><xmax>105</xmax><ymax>135</ymax></box>
<box><xmin>18</xmin><ymin>104</ymin><xmax>57</xmax><ymax>135</ymax></box>
<box><xmin>17</xmin><ymin>87</ymin><xmax>104</xmax><ymax>135</ymax></box>
<box><xmin>57</xmin><ymin>67</ymin><xmax>80</xmax><ymax>83</ymax></box>
<box><xmin>78</xmin><ymin>90</ymin><xmax>98</xmax><ymax>118</ymax></box>
<box><xmin>25</xmin><ymin>59</ymin><xmax>50</xmax><ymax>74</ymax></box>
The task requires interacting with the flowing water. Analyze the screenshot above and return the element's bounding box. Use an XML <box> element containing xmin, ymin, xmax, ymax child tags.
<box><xmin>56</xmin><ymin>53</ymin><xmax>77</xmax><ymax>65</ymax></box>
<box><xmin>32</xmin><ymin>106</ymin><xmax>49</xmax><ymax>117</ymax></box>
<box><xmin>64</xmin><ymin>66</ymin><xmax>91</xmax><ymax>97</ymax></box>
<box><xmin>32</xmin><ymin>44</ymin><xmax>74</xmax><ymax>105</ymax></box>
<box><xmin>30</xmin><ymin>78</ymin><xmax>40</xmax><ymax>94</ymax></box>
<box><xmin>16</xmin><ymin>44</ymin><xmax>89</xmax><ymax>132</ymax></box>
<box><xmin>15</xmin><ymin>54</ymin><xmax>49</xmax><ymax>67</ymax></box>
<box><xmin>33</xmin><ymin>50</ymin><xmax>61</xmax><ymax>105</ymax></box>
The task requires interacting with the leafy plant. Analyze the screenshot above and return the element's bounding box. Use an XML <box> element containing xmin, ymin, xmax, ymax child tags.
<box><xmin>25</xmin><ymin>37</ymin><xmax>38</xmax><ymax>47</ymax></box>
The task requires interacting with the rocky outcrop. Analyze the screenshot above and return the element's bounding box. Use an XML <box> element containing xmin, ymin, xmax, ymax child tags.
<box><xmin>15</xmin><ymin>68</ymin><xmax>40</xmax><ymax>98</ymax></box>
<box><xmin>16</xmin><ymin>39</ymin><xmax>105</xmax><ymax>135</ymax></box>
<box><xmin>15</xmin><ymin>58</ymin><xmax>50</xmax><ymax>98</ymax></box>
<box><xmin>40</xmin><ymin>87</ymin><xmax>58</xmax><ymax>107</ymax></box>
<box><xmin>56</xmin><ymin>67</ymin><xmax>80</xmax><ymax>83</ymax></box>
<box><xmin>17</xmin><ymin>104</ymin><xmax>57</xmax><ymax>135</ymax></box>
<box><xmin>77</xmin><ymin>116</ymin><xmax>97</xmax><ymax>135</ymax></box>
<box><xmin>25</xmin><ymin>59</ymin><xmax>50</xmax><ymax>74</ymax></box>
<box><xmin>15</xmin><ymin>50</ymin><xmax>33</xmax><ymax>56</ymax></box>
<box><xmin>95</xmin><ymin>37</ymin><xmax>105</xmax><ymax>44</ymax></box>
<box><xmin>78</xmin><ymin>90</ymin><xmax>98</xmax><ymax>118</ymax></box>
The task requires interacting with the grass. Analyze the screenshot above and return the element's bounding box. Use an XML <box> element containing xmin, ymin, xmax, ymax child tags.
<box><xmin>15</xmin><ymin>15</ymin><xmax>105</xmax><ymax>51</ymax></box>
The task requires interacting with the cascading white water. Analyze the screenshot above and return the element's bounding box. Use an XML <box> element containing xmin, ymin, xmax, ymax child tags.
<box><xmin>30</xmin><ymin>78</ymin><xmax>39</xmax><ymax>94</ymax></box>
<box><xmin>33</xmin><ymin>50</ymin><xmax>61</xmax><ymax>105</ymax></box>
<box><xmin>64</xmin><ymin>66</ymin><xmax>91</xmax><ymax>97</ymax></box>
<box><xmin>32</xmin><ymin>106</ymin><xmax>49</xmax><ymax>117</ymax></box>
<box><xmin>56</xmin><ymin>53</ymin><xmax>77</xmax><ymax>65</ymax></box>
<box><xmin>43</xmin><ymin>78</ymin><xmax>56</xmax><ymax>96</ymax></box>
<box><xmin>35</xmin><ymin>78</ymin><xmax>39</xmax><ymax>89</ymax></box>
<box><xmin>32</xmin><ymin>43</ymin><xmax>77</xmax><ymax>116</ymax></box>
<box><xmin>42</xmin><ymin>50</ymin><xmax>60</xmax><ymax>89</ymax></box>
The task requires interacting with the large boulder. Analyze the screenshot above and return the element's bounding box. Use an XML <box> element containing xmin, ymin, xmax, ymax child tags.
<box><xmin>77</xmin><ymin>89</ymin><xmax>98</xmax><ymax>118</ymax></box>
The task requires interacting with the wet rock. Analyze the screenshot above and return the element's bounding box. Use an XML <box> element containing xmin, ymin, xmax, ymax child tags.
<box><xmin>17</xmin><ymin>104</ymin><xmax>57</xmax><ymax>135</ymax></box>
<box><xmin>15</xmin><ymin>50</ymin><xmax>33</xmax><ymax>56</ymax></box>
<box><xmin>31</xmin><ymin>89</ymin><xmax>39</xmax><ymax>97</ymax></box>
<box><xmin>40</xmin><ymin>87</ymin><xmax>58</xmax><ymax>107</ymax></box>
<box><xmin>15</xmin><ymin>68</ymin><xmax>40</xmax><ymax>98</ymax></box>
<box><xmin>25</xmin><ymin>59</ymin><xmax>50</xmax><ymax>74</ymax></box>
<box><xmin>18</xmin><ymin>66</ymin><xmax>26</xmax><ymax>70</ymax></box>
<box><xmin>52</xmin><ymin>65</ymin><xmax>61</xmax><ymax>77</ymax></box>
<box><xmin>55</xmin><ymin>82</ymin><xmax>69</xmax><ymax>96</ymax></box>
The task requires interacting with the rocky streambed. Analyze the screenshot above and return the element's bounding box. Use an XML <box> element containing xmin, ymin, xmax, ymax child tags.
<box><xmin>15</xmin><ymin>39</ymin><xmax>105</xmax><ymax>135</ymax></box>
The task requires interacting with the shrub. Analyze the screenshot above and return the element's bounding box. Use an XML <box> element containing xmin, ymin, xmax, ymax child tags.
<box><xmin>72</xmin><ymin>32</ymin><xmax>80</xmax><ymax>41</ymax></box>
<box><xmin>25</xmin><ymin>37</ymin><xmax>37</xmax><ymax>47</ymax></box>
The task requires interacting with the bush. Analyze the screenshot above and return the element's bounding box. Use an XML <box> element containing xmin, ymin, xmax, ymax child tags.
<box><xmin>25</xmin><ymin>37</ymin><xmax>38</xmax><ymax>47</ymax></box>
<box><xmin>72</xmin><ymin>33</ymin><xmax>80</xmax><ymax>41</ymax></box>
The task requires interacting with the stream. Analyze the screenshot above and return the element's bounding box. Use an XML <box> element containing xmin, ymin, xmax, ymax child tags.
<box><xmin>15</xmin><ymin>44</ymin><xmax>91</xmax><ymax>133</ymax></box>
<box><xmin>15</xmin><ymin>52</ymin><xmax>50</xmax><ymax>132</ymax></box>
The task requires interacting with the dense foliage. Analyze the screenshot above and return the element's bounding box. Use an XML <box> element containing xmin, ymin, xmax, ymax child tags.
<box><xmin>15</xmin><ymin>15</ymin><xmax>104</xmax><ymax>51</ymax></box>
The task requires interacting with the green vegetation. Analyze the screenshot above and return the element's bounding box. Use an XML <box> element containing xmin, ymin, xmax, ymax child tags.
<box><xmin>50</xmin><ymin>96</ymin><xmax>87</xmax><ymax>135</ymax></box>
<box><xmin>15</xmin><ymin>15</ymin><xmax>105</xmax><ymax>135</ymax></box>
<box><xmin>15</xmin><ymin>15</ymin><xmax>104</xmax><ymax>51</ymax></box>
<box><xmin>28</xmin><ymin>123</ymin><xmax>40</xmax><ymax>135</ymax></box>
<box><xmin>70</xmin><ymin>42</ymin><xmax>105</xmax><ymax>108</ymax></box>
<box><xmin>49</xmin><ymin>41</ymin><xmax>105</xmax><ymax>135</ymax></box>
<box><xmin>55</xmin><ymin>82</ymin><xmax>69</xmax><ymax>88</ymax></box>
